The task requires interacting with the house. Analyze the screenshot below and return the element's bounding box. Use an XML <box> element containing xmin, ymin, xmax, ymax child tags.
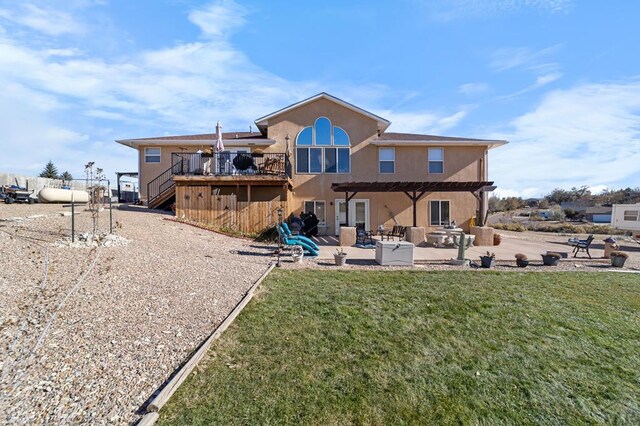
<box><xmin>116</xmin><ymin>93</ymin><xmax>507</xmax><ymax>235</ymax></box>
<box><xmin>585</xmin><ymin>206</ymin><xmax>612</xmax><ymax>223</ymax></box>
<box><xmin>611</xmin><ymin>203</ymin><xmax>640</xmax><ymax>232</ymax></box>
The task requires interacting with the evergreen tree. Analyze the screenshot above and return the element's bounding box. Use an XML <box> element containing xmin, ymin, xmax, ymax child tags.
<box><xmin>39</xmin><ymin>161</ymin><xmax>60</xmax><ymax>179</ymax></box>
<box><xmin>60</xmin><ymin>171</ymin><xmax>73</xmax><ymax>183</ymax></box>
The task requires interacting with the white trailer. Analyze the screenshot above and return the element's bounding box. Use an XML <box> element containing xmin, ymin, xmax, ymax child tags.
<box><xmin>611</xmin><ymin>203</ymin><xmax>640</xmax><ymax>233</ymax></box>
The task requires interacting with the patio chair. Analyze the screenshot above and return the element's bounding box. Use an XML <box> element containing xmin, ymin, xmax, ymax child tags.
<box><xmin>568</xmin><ymin>234</ymin><xmax>594</xmax><ymax>259</ymax></box>
<box><xmin>382</xmin><ymin>225</ymin><xmax>406</xmax><ymax>241</ymax></box>
<box><xmin>356</xmin><ymin>224</ymin><xmax>375</xmax><ymax>246</ymax></box>
<box><xmin>276</xmin><ymin>225</ymin><xmax>318</xmax><ymax>256</ymax></box>
<box><xmin>280</xmin><ymin>223</ymin><xmax>319</xmax><ymax>250</ymax></box>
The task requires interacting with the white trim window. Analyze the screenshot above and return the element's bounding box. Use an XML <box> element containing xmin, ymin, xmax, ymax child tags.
<box><xmin>296</xmin><ymin>117</ymin><xmax>351</xmax><ymax>174</ymax></box>
<box><xmin>430</xmin><ymin>200</ymin><xmax>450</xmax><ymax>226</ymax></box>
<box><xmin>623</xmin><ymin>210</ymin><xmax>639</xmax><ymax>221</ymax></box>
<box><xmin>379</xmin><ymin>147</ymin><xmax>395</xmax><ymax>174</ymax></box>
<box><xmin>144</xmin><ymin>147</ymin><xmax>161</xmax><ymax>163</ymax></box>
<box><xmin>304</xmin><ymin>200</ymin><xmax>326</xmax><ymax>225</ymax></box>
<box><xmin>428</xmin><ymin>147</ymin><xmax>444</xmax><ymax>174</ymax></box>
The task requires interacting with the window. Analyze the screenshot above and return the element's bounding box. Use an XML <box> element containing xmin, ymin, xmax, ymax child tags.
<box><xmin>428</xmin><ymin>147</ymin><xmax>444</xmax><ymax>174</ymax></box>
<box><xmin>623</xmin><ymin>210</ymin><xmax>639</xmax><ymax>221</ymax></box>
<box><xmin>430</xmin><ymin>200</ymin><xmax>450</xmax><ymax>226</ymax></box>
<box><xmin>144</xmin><ymin>147</ymin><xmax>161</xmax><ymax>163</ymax></box>
<box><xmin>324</xmin><ymin>147</ymin><xmax>350</xmax><ymax>173</ymax></box>
<box><xmin>296</xmin><ymin>117</ymin><xmax>351</xmax><ymax>174</ymax></box>
<box><xmin>379</xmin><ymin>148</ymin><xmax>395</xmax><ymax>174</ymax></box>
<box><xmin>304</xmin><ymin>200</ymin><xmax>326</xmax><ymax>224</ymax></box>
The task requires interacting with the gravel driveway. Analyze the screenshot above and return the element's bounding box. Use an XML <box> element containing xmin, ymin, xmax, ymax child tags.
<box><xmin>0</xmin><ymin>204</ymin><xmax>274</xmax><ymax>424</ymax></box>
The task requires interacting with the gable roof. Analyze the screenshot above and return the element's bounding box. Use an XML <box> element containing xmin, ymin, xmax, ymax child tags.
<box><xmin>116</xmin><ymin>132</ymin><xmax>274</xmax><ymax>148</ymax></box>
<box><xmin>254</xmin><ymin>92</ymin><xmax>391</xmax><ymax>135</ymax></box>
<box><xmin>373</xmin><ymin>132</ymin><xmax>508</xmax><ymax>149</ymax></box>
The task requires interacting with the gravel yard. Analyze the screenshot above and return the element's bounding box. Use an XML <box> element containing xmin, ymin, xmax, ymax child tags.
<box><xmin>0</xmin><ymin>204</ymin><xmax>274</xmax><ymax>424</ymax></box>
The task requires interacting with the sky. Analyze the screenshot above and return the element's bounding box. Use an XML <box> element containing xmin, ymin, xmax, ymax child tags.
<box><xmin>0</xmin><ymin>0</ymin><xmax>638</xmax><ymax>197</ymax></box>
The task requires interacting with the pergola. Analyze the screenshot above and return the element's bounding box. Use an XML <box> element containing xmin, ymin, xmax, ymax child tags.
<box><xmin>331</xmin><ymin>181</ymin><xmax>496</xmax><ymax>228</ymax></box>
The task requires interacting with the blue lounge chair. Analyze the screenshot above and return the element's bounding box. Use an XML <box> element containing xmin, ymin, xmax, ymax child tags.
<box><xmin>276</xmin><ymin>226</ymin><xmax>318</xmax><ymax>256</ymax></box>
<box><xmin>281</xmin><ymin>223</ymin><xmax>319</xmax><ymax>250</ymax></box>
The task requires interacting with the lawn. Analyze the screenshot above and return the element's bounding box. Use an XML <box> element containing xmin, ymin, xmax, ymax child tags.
<box><xmin>159</xmin><ymin>270</ymin><xmax>640</xmax><ymax>425</ymax></box>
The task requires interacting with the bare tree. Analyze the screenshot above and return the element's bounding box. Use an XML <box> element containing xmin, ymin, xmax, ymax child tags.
<box><xmin>85</xmin><ymin>162</ymin><xmax>106</xmax><ymax>236</ymax></box>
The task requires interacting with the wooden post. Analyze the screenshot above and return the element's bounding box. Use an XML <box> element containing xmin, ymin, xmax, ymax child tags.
<box><xmin>403</xmin><ymin>190</ymin><xmax>427</xmax><ymax>228</ymax></box>
<box><xmin>479</xmin><ymin>190</ymin><xmax>485</xmax><ymax>226</ymax></box>
<box><xmin>247</xmin><ymin>184</ymin><xmax>251</xmax><ymax>203</ymax></box>
<box><xmin>344</xmin><ymin>191</ymin><xmax>349</xmax><ymax>227</ymax></box>
<box><xmin>412</xmin><ymin>190</ymin><xmax>417</xmax><ymax>227</ymax></box>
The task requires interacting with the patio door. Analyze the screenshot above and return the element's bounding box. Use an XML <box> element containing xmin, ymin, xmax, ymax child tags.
<box><xmin>335</xmin><ymin>199</ymin><xmax>369</xmax><ymax>235</ymax></box>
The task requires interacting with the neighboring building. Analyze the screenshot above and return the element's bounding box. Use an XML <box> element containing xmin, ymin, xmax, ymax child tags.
<box><xmin>116</xmin><ymin>93</ymin><xmax>507</xmax><ymax>234</ymax></box>
<box><xmin>585</xmin><ymin>206</ymin><xmax>612</xmax><ymax>223</ymax></box>
<box><xmin>611</xmin><ymin>203</ymin><xmax>640</xmax><ymax>232</ymax></box>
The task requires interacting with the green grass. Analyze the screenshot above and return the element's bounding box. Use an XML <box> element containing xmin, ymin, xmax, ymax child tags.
<box><xmin>159</xmin><ymin>271</ymin><xmax>640</xmax><ymax>425</ymax></box>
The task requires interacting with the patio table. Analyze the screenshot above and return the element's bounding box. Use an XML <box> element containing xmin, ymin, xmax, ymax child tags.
<box><xmin>438</xmin><ymin>227</ymin><xmax>463</xmax><ymax>246</ymax></box>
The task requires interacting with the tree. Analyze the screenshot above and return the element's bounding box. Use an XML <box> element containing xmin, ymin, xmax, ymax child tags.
<box><xmin>488</xmin><ymin>195</ymin><xmax>502</xmax><ymax>213</ymax></box>
<box><xmin>39</xmin><ymin>161</ymin><xmax>60</xmax><ymax>179</ymax></box>
<box><xmin>60</xmin><ymin>171</ymin><xmax>73</xmax><ymax>184</ymax></box>
<box><xmin>545</xmin><ymin>188</ymin><xmax>573</xmax><ymax>205</ymax></box>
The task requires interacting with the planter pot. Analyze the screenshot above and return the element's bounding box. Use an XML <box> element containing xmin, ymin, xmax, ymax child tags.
<box><xmin>493</xmin><ymin>234</ymin><xmax>502</xmax><ymax>246</ymax></box>
<box><xmin>516</xmin><ymin>259</ymin><xmax>529</xmax><ymax>268</ymax></box>
<box><xmin>541</xmin><ymin>255</ymin><xmax>560</xmax><ymax>266</ymax></box>
<box><xmin>610</xmin><ymin>255</ymin><xmax>627</xmax><ymax>268</ymax></box>
<box><xmin>291</xmin><ymin>246</ymin><xmax>304</xmax><ymax>263</ymax></box>
<box><xmin>479</xmin><ymin>256</ymin><xmax>495</xmax><ymax>268</ymax></box>
<box><xmin>334</xmin><ymin>254</ymin><xmax>347</xmax><ymax>266</ymax></box>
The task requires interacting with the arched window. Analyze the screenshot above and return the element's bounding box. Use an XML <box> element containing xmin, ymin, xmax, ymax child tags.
<box><xmin>295</xmin><ymin>117</ymin><xmax>351</xmax><ymax>174</ymax></box>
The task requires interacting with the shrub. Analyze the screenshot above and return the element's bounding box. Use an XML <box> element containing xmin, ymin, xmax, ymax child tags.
<box><xmin>514</xmin><ymin>253</ymin><xmax>528</xmax><ymax>260</ymax></box>
<box><xmin>255</xmin><ymin>226</ymin><xmax>278</xmax><ymax>242</ymax></box>
<box><xmin>545</xmin><ymin>252</ymin><xmax>562</xmax><ymax>259</ymax></box>
<box><xmin>549</xmin><ymin>206</ymin><xmax>566</xmax><ymax>221</ymax></box>
<box><xmin>563</xmin><ymin>208</ymin><xmax>581</xmax><ymax>220</ymax></box>
<box><xmin>492</xmin><ymin>223</ymin><xmax>527</xmax><ymax>232</ymax></box>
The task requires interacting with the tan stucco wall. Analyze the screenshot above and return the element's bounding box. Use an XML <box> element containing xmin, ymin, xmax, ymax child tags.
<box><xmin>135</xmin><ymin>97</ymin><xmax>490</xmax><ymax>231</ymax></box>
<box><xmin>265</xmin><ymin>97</ymin><xmax>486</xmax><ymax>234</ymax></box>
<box><xmin>138</xmin><ymin>145</ymin><xmax>184</xmax><ymax>200</ymax></box>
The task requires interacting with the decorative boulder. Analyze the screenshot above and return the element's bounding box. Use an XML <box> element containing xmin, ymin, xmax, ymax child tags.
<box><xmin>471</xmin><ymin>226</ymin><xmax>495</xmax><ymax>246</ymax></box>
<box><xmin>406</xmin><ymin>227</ymin><xmax>426</xmax><ymax>246</ymax></box>
<box><xmin>339</xmin><ymin>227</ymin><xmax>357</xmax><ymax>247</ymax></box>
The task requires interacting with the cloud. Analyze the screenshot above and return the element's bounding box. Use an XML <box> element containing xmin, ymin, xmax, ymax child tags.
<box><xmin>188</xmin><ymin>0</ymin><xmax>249</xmax><ymax>38</ymax></box>
<box><xmin>489</xmin><ymin>79</ymin><xmax>640</xmax><ymax>197</ymax></box>
<box><xmin>489</xmin><ymin>45</ymin><xmax>563</xmax><ymax>99</ymax></box>
<box><xmin>490</xmin><ymin>45</ymin><xmax>561</xmax><ymax>72</ymax></box>
<box><xmin>459</xmin><ymin>82</ymin><xmax>490</xmax><ymax>95</ymax></box>
<box><xmin>496</xmin><ymin>71</ymin><xmax>562</xmax><ymax>100</ymax></box>
<box><xmin>424</xmin><ymin>0</ymin><xmax>572</xmax><ymax>21</ymax></box>
<box><xmin>588</xmin><ymin>185</ymin><xmax>608</xmax><ymax>195</ymax></box>
<box><xmin>384</xmin><ymin>108</ymin><xmax>469</xmax><ymax>134</ymax></box>
<box><xmin>0</xmin><ymin>3</ymin><xmax>85</xmax><ymax>35</ymax></box>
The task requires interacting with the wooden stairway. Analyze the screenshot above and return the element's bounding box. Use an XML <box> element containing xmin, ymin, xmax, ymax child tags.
<box><xmin>147</xmin><ymin>162</ymin><xmax>179</xmax><ymax>209</ymax></box>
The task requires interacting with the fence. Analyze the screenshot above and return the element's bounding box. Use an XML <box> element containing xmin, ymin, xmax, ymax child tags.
<box><xmin>175</xmin><ymin>187</ymin><xmax>287</xmax><ymax>234</ymax></box>
<box><xmin>0</xmin><ymin>172</ymin><xmax>86</xmax><ymax>194</ymax></box>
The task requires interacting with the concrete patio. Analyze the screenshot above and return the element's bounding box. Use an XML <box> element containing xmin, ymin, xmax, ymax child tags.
<box><xmin>311</xmin><ymin>231</ymin><xmax>632</xmax><ymax>262</ymax></box>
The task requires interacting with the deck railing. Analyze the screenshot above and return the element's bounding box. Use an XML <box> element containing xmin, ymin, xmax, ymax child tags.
<box><xmin>147</xmin><ymin>159</ymin><xmax>185</xmax><ymax>207</ymax></box>
<box><xmin>171</xmin><ymin>152</ymin><xmax>288</xmax><ymax>177</ymax></box>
